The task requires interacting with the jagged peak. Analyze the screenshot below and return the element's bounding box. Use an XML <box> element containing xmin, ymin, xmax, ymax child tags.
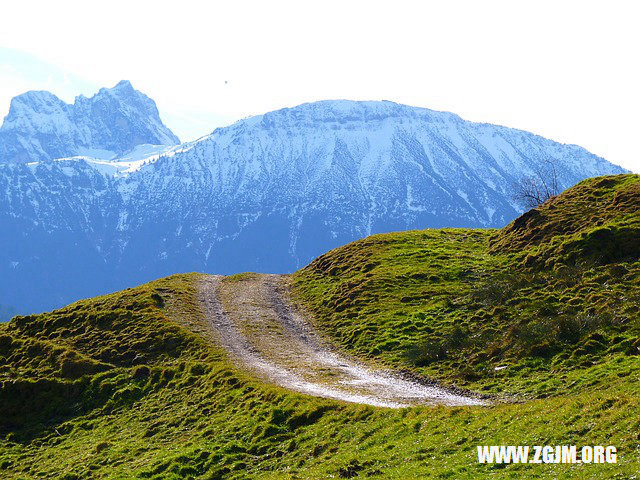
<box><xmin>0</xmin><ymin>81</ymin><xmax>179</xmax><ymax>162</ymax></box>
<box><xmin>4</xmin><ymin>81</ymin><xmax>141</xmax><ymax>125</ymax></box>
<box><xmin>1</xmin><ymin>90</ymin><xmax>68</xmax><ymax>130</ymax></box>
<box><xmin>6</xmin><ymin>90</ymin><xmax>66</xmax><ymax>115</ymax></box>
<box><xmin>77</xmin><ymin>80</ymin><xmax>144</xmax><ymax>106</ymax></box>
<box><xmin>101</xmin><ymin>79</ymin><xmax>136</xmax><ymax>97</ymax></box>
<box><xmin>114</xmin><ymin>79</ymin><xmax>134</xmax><ymax>90</ymax></box>
<box><xmin>11</xmin><ymin>89</ymin><xmax>61</xmax><ymax>103</ymax></box>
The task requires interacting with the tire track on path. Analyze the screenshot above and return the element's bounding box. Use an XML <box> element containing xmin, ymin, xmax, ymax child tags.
<box><xmin>198</xmin><ymin>274</ymin><xmax>487</xmax><ymax>408</ymax></box>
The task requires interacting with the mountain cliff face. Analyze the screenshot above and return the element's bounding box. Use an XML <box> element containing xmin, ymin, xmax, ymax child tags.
<box><xmin>0</xmin><ymin>97</ymin><xmax>627</xmax><ymax>316</ymax></box>
<box><xmin>0</xmin><ymin>80</ymin><xmax>179</xmax><ymax>164</ymax></box>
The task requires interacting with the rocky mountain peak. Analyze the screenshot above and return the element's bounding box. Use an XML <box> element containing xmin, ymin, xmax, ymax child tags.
<box><xmin>0</xmin><ymin>81</ymin><xmax>179</xmax><ymax>164</ymax></box>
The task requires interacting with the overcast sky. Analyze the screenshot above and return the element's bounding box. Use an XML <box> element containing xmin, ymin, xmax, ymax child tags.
<box><xmin>1</xmin><ymin>0</ymin><xmax>638</xmax><ymax>171</ymax></box>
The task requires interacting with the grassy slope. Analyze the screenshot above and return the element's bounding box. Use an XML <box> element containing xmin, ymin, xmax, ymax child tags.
<box><xmin>0</xmin><ymin>174</ymin><xmax>638</xmax><ymax>478</ymax></box>
<box><xmin>292</xmin><ymin>174</ymin><xmax>640</xmax><ymax>397</ymax></box>
<box><xmin>2</xmin><ymin>276</ymin><xmax>637</xmax><ymax>480</ymax></box>
<box><xmin>290</xmin><ymin>173</ymin><xmax>640</xmax><ymax>473</ymax></box>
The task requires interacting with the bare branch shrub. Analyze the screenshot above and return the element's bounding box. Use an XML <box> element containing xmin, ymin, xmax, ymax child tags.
<box><xmin>513</xmin><ymin>159</ymin><xmax>560</xmax><ymax>208</ymax></box>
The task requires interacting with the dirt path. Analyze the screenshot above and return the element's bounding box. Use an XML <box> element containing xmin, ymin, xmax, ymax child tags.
<box><xmin>198</xmin><ymin>273</ymin><xmax>486</xmax><ymax>408</ymax></box>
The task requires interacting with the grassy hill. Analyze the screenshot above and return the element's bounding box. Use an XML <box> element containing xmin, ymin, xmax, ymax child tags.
<box><xmin>292</xmin><ymin>174</ymin><xmax>640</xmax><ymax>397</ymax></box>
<box><xmin>1</xmin><ymin>174</ymin><xmax>639</xmax><ymax>479</ymax></box>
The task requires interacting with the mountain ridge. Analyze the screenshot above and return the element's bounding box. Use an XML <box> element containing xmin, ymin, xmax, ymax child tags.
<box><xmin>0</xmin><ymin>88</ymin><xmax>628</xmax><ymax>317</ymax></box>
<box><xmin>0</xmin><ymin>80</ymin><xmax>179</xmax><ymax>164</ymax></box>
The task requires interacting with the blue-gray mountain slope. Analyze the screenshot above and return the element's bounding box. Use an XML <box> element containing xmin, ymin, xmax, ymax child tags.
<box><xmin>0</xmin><ymin>95</ymin><xmax>627</xmax><ymax>317</ymax></box>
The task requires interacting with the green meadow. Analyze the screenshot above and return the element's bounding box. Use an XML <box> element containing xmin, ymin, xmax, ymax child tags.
<box><xmin>1</xmin><ymin>174</ymin><xmax>638</xmax><ymax>479</ymax></box>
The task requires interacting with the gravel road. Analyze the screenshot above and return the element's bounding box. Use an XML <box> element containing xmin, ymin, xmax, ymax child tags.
<box><xmin>198</xmin><ymin>274</ymin><xmax>486</xmax><ymax>408</ymax></box>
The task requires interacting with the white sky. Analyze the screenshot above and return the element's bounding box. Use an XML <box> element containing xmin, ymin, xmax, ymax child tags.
<box><xmin>0</xmin><ymin>0</ymin><xmax>638</xmax><ymax>171</ymax></box>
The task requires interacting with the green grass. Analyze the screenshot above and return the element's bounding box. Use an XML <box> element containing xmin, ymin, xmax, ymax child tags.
<box><xmin>491</xmin><ymin>174</ymin><xmax>640</xmax><ymax>269</ymax></box>
<box><xmin>1</xmin><ymin>174</ymin><xmax>639</xmax><ymax>478</ymax></box>
<box><xmin>1</xmin><ymin>273</ymin><xmax>638</xmax><ymax>479</ymax></box>
<box><xmin>292</xmin><ymin>174</ymin><xmax>640</xmax><ymax>398</ymax></box>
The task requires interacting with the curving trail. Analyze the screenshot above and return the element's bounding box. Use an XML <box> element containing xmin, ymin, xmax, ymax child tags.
<box><xmin>198</xmin><ymin>273</ymin><xmax>486</xmax><ymax>408</ymax></box>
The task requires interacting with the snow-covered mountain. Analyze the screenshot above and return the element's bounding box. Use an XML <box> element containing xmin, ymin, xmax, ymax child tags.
<box><xmin>0</xmin><ymin>80</ymin><xmax>179</xmax><ymax>164</ymax></box>
<box><xmin>0</xmin><ymin>94</ymin><xmax>627</xmax><ymax>317</ymax></box>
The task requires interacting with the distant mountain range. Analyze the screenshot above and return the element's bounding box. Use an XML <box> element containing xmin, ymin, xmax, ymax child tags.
<box><xmin>0</xmin><ymin>82</ymin><xmax>627</xmax><ymax>317</ymax></box>
<box><xmin>0</xmin><ymin>80</ymin><xmax>179</xmax><ymax>164</ymax></box>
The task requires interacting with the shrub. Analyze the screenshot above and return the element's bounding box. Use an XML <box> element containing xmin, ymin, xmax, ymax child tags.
<box><xmin>132</xmin><ymin>365</ymin><xmax>150</xmax><ymax>379</ymax></box>
<box><xmin>60</xmin><ymin>351</ymin><xmax>109</xmax><ymax>379</ymax></box>
<box><xmin>405</xmin><ymin>325</ymin><xmax>471</xmax><ymax>366</ymax></box>
<box><xmin>150</xmin><ymin>292</ymin><xmax>165</xmax><ymax>308</ymax></box>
